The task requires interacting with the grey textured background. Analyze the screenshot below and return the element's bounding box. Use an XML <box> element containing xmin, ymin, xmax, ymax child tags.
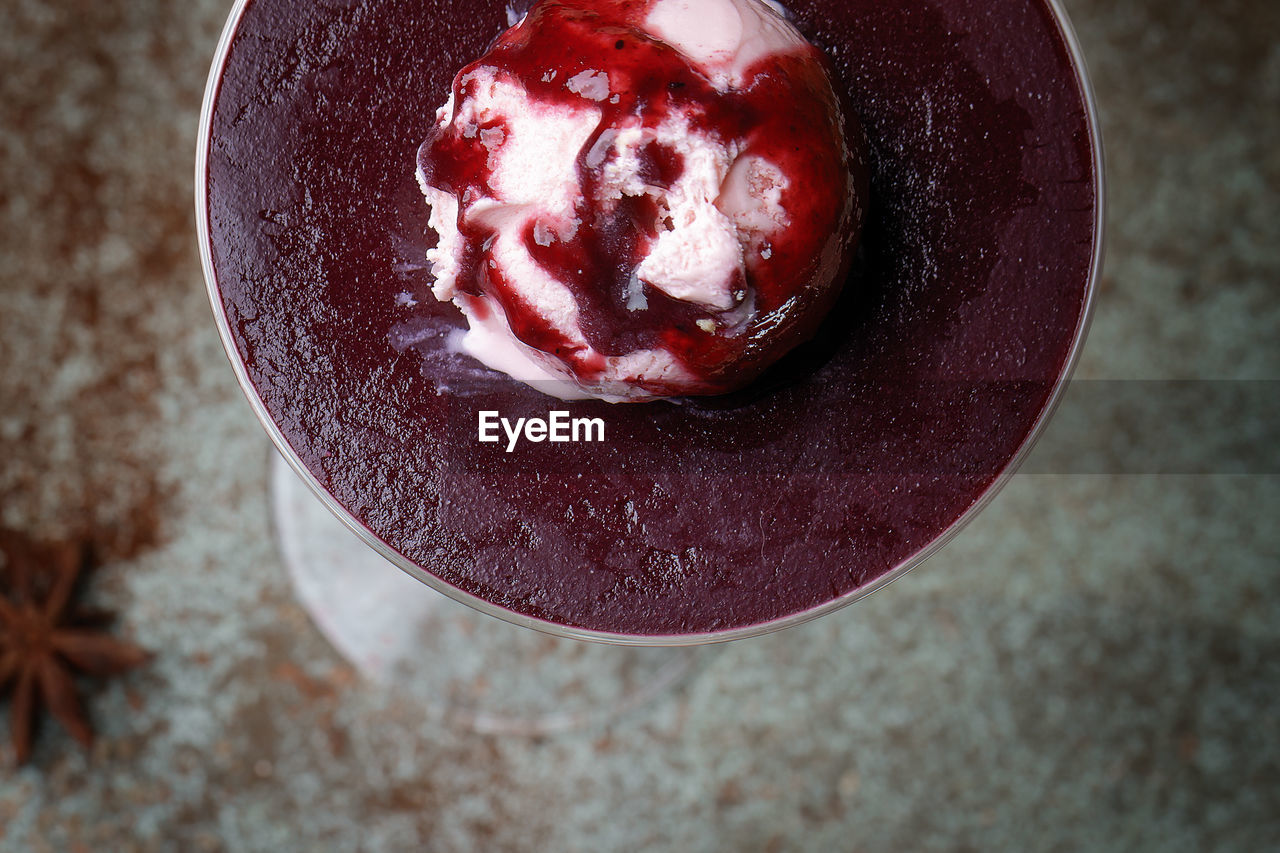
<box><xmin>1</xmin><ymin>0</ymin><xmax>1277</xmax><ymax>850</ymax></box>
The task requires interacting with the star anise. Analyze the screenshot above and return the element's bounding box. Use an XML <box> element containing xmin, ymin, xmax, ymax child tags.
<box><xmin>0</xmin><ymin>529</ymin><xmax>151</xmax><ymax>765</ymax></box>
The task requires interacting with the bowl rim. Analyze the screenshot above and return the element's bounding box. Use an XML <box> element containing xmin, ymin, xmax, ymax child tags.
<box><xmin>195</xmin><ymin>0</ymin><xmax>1105</xmax><ymax>646</ymax></box>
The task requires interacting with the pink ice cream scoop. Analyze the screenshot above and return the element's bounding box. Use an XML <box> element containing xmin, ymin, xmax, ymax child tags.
<box><xmin>417</xmin><ymin>0</ymin><xmax>868</xmax><ymax>401</ymax></box>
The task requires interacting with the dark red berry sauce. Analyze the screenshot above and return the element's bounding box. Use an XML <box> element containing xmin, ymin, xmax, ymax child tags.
<box><xmin>205</xmin><ymin>0</ymin><xmax>1098</xmax><ymax>636</ymax></box>
<box><xmin>417</xmin><ymin>0</ymin><xmax>866</xmax><ymax>396</ymax></box>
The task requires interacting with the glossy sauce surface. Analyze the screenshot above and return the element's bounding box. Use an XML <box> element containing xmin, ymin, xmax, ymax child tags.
<box><xmin>417</xmin><ymin>0</ymin><xmax>859</xmax><ymax>394</ymax></box>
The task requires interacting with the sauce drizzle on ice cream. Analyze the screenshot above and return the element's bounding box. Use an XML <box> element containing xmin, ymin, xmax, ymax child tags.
<box><xmin>417</xmin><ymin>0</ymin><xmax>867</xmax><ymax>400</ymax></box>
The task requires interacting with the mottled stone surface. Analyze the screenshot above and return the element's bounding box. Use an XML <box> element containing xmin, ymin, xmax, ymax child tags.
<box><xmin>0</xmin><ymin>0</ymin><xmax>1277</xmax><ymax>850</ymax></box>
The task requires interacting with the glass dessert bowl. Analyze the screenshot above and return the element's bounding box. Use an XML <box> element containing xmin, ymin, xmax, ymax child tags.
<box><xmin>197</xmin><ymin>0</ymin><xmax>1104</xmax><ymax>646</ymax></box>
